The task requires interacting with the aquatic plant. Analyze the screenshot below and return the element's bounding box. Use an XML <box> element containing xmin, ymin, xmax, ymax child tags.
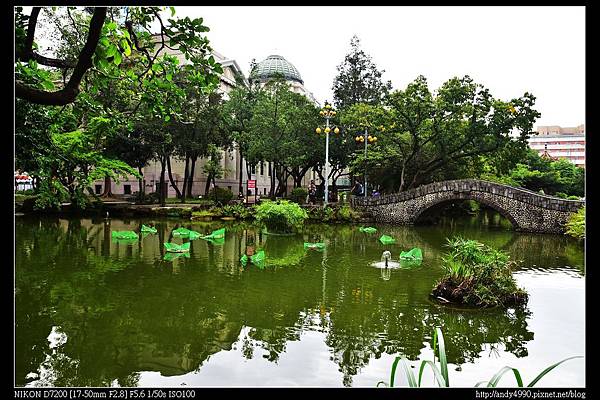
<box><xmin>431</xmin><ymin>237</ymin><xmax>527</xmax><ymax>307</ymax></box>
<box><xmin>378</xmin><ymin>328</ymin><xmax>582</xmax><ymax>388</ymax></box>
<box><xmin>254</xmin><ymin>200</ymin><xmax>308</xmax><ymax>234</ymax></box>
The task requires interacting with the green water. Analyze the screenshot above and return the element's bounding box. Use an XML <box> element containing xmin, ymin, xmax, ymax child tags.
<box><xmin>15</xmin><ymin>215</ymin><xmax>585</xmax><ymax>387</ymax></box>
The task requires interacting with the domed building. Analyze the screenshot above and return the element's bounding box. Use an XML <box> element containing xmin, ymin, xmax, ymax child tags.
<box><xmin>249</xmin><ymin>55</ymin><xmax>318</xmax><ymax>105</ymax></box>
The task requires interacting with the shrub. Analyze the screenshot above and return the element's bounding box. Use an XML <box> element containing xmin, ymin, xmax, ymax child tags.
<box><xmin>207</xmin><ymin>187</ymin><xmax>234</xmax><ymax>205</ymax></box>
<box><xmin>134</xmin><ymin>191</ymin><xmax>159</xmax><ymax>205</ymax></box>
<box><xmin>289</xmin><ymin>187</ymin><xmax>308</xmax><ymax>204</ymax></box>
<box><xmin>308</xmin><ymin>206</ymin><xmax>335</xmax><ymax>222</ymax></box>
<box><xmin>254</xmin><ymin>200</ymin><xmax>308</xmax><ymax>234</ymax></box>
<box><xmin>431</xmin><ymin>237</ymin><xmax>528</xmax><ymax>308</ymax></box>
<box><xmin>337</xmin><ymin>204</ymin><xmax>360</xmax><ymax>222</ymax></box>
<box><xmin>565</xmin><ymin>207</ymin><xmax>585</xmax><ymax>240</ymax></box>
<box><xmin>222</xmin><ymin>204</ymin><xmax>254</xmax><ymax>219</ymax></box>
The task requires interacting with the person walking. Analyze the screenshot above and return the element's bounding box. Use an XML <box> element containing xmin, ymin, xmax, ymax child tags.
<box><xmin>351</xmin><ymin>181</ymin><xmax>364</xmax><ymax>197</ymax></box>
<box><xmin>308</xmin><ymin>180</ymin><xmax>317</xmax><ymax>205</ymax></box>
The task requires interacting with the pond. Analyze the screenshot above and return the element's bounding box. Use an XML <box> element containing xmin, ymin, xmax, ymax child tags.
<box><xmin>15</xmin><ymin>214</ymin><xmax>585</xmax><ymax>387</ymax></box>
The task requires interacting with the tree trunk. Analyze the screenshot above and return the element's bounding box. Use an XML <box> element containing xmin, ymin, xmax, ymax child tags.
<box><xmin>398</xmin><ymin>160</ymin><xmax>407</xmax><ymax>193</ymax></box>
<box><xmin>205</xmin><ymin>173</ymin><xmax>212</xmax><ymax>196</ymax></box>
<box><xmin>187</xmin><ymin>155</ymin><xmax>197</xmax><ymax>199</ymax></box>
<box><xmin>293</xmin><ymin>174</ymin><xmax>303</xmax><ymax>188</ymax></box>
<box><xmin>159</xmin><ymin>157</ymin><xmax>167</xmax><ymax>207</ymax></box>
<box><xmin>269</xmin><ymin>163</ymin><xmax>275</xmax><ymax>198</ymax></box>
<box><xmin>137</xmin><ymin>166</ymin><xmax>144</xmax><ymax>197</ymax></box>
<box><xmin>166</xmin><ymin>157</ymin><xmax>182</xmax><ymax>199</ymax></box>
<box><xmin>238</xmin><ymin>151</ymin><xmax>244</xmax><ymax>195</ymax></box>
<box><xmin>180</xmin><ymin>156</ymin><xmax>190</xmax><ymax>203</ymax></box>
<box><xmin>101</xmin><ymin>175</ymin><xmax>113</xmax><ymax>198</ymax></box>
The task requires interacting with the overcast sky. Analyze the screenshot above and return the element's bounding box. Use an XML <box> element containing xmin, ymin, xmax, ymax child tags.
<box><xmin>167</xmin><ymin>6</ymin><xmax>585</xmax><ymax>128</ymax></box>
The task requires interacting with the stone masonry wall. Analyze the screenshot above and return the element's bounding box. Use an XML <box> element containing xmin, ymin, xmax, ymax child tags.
<box><xmin>351</xmin><ymin>179</ymin><xmax>584</xmax><ymax>234</ymax></box>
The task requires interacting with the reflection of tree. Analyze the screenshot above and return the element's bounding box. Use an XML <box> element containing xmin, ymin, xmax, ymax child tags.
<box><xmin>16</xmin><ymin>219</ymin><xmax>543</xmax><ymax>387</ymax></box>
<box><xmin>502</xmin><ymin>234</ymin><xmax>584</xmax><ymax>274</ymax></box>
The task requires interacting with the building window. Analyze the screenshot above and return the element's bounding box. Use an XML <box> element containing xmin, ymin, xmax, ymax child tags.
<box><xmin>251</xmin><ymin>164</ymin><xmax>256</xmax><ymax>175</ymax></box>
<box><xmin>124</xmin><ymin>184</ymin><xmax>131</xmax><ymax>195</ymax></box>
<box><xmin>264</xmin><ymin>187</ymin><xmax>267</xmax><ymax>195</ymax></box>
<box><xmin>268</xmin><ymin>162</ymin><xmax>271</xmax><ymax>177</ymax></box>
<box><xmin>260</xmin><ymin>162</ymin><xmax>264</xmax><ymax>176</ymax></box>
<box><xmin>95</xmin><ymin>185</ymin><xmax>102</xmax><ymax>194</ymax></box>
<box><xmin>228</xmin><ymin>186</ymin><xmax>232</xmax><ymax>191</ymax></box>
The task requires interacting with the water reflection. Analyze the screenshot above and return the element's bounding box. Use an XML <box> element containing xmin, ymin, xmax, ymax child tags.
<box><xmin>15</xmin><ymin>215</ymin><xmax>583</xmax><ymax>387</ymax></box>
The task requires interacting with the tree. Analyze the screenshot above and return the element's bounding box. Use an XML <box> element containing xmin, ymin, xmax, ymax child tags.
<box><xmin>15</xmin><ymin>7</ymin><xmax>224</xmax><ymax>208</ymax></box>
<box><xmin>174</xmin><ymin>84</ymin><xmax>230</xmax><ymax>202</ymax></box>
<box><xmin>339</xmin><ymin>103</ymin><xmax>388</xmax><ymax>192</ymax></box>
<box><xmin>359</xmin><ymin>75</ymin><xmax>541</xmax><ymax>192</ymax></box>
<box><xmin>481</xmin><ymin>149</ymin><xmax>585</xmax><ymax>197</ymax></box>
<box><xmin>15</xmin><ymin>7</ymin><xmax>222</xmax><ymax>106</ymax></box>
<box><xmin>247</xmin><ymin>77</ymin><xmax>321</xmax><ymax>197</ymax></box>
<box><xmin>223</xmin><ymin>76</ymin><xmax>260</xmax><ymax>194</ymax></box>
<box><xmin>332</xmin><ymin>35</ymin><xmax>392</xmax><ymax>110</ymax></box>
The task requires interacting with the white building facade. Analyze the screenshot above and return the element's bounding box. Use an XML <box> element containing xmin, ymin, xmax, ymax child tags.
<box><xmin>528</xmin><ymin>124</ymin><xmax>585</xmax><ymax>168</ymax></box>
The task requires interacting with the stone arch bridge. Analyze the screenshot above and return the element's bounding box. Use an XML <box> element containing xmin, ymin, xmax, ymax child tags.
<box><xmin>351</xmin><ymin>179</ymin><xmax>584</xmax><ymax>234</ymax></box>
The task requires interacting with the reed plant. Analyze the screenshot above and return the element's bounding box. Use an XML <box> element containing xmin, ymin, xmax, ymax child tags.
<box><xmin>378</xmin><ymin>328</ymin><xmax>582</xmax><ymax>388</ymax></box>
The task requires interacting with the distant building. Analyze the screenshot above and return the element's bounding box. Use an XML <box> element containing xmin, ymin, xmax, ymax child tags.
<box><xmin>249</xmin><ymin>54</ymin><xmax>319</xmax><ymax>105</ymax></box>
<box><xmin>528</xmin><ymin>124</ymin><xmax>585</xmax><ymax>168</ymax></box>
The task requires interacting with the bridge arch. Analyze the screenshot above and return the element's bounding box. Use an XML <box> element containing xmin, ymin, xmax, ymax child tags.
<box><xmin>352</xmin><ymin>179</ymin><xmax>584</xmax><ymax>234</ymax></box>
<box><xmin>412</xmin><ymin>193</ymin><xmax>519</xmax><ymax>229</ymax></box>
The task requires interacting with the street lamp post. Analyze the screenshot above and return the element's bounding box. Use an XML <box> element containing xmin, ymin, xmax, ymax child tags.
<box><xmin>355</xmin><ymin>129</ymin><xmax>377</xmax><ymax>197</ymax></box>
<box><xmin>316</xmin><ymin>102</ymin><xmax>340</xmax><ymax>206</ymax></box>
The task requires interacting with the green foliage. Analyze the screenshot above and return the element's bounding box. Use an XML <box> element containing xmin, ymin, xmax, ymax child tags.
<box><xmin>207</xmin><ymin>187</ymin><xmax>234</xmax><ymax>206</ymax></box>
<box><xmin>565</xmin><ymin>207</ymin><xmax>585</xmax><ymax>240</ymax></box>
<box><xmin>289</xmin><ymin>187</ymin><xmax>308</xmax><ymax>204</ymax></box>
<box><xmin>433</xmin><ymin>237</ymin><xmax>527</xmax><ymax>308</ymax></box>
<box><xmin>254</xmin><ymin>200</ymin><xmax>308</xmax><ymax>234</ymax></box>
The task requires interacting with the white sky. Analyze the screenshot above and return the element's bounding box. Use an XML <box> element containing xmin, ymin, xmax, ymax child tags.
<box><xmin>169</xmin><ymin>6</ymin><xmax>585</xmax><ymax>128</ymax></box>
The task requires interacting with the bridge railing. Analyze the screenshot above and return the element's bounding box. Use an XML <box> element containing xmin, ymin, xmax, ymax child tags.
<box><xmin>350</xmin><ymin>179</ymin><xmax>584</xmax><ymax>212</ymax></box>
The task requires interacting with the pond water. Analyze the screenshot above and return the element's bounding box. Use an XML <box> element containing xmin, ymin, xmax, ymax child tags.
<box><xmin>15</xmin><ymin>214</ymin><xmax>585</xmax><ymax>387</ymax></box>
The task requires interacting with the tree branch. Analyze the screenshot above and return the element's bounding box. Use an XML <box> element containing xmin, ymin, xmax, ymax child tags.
<box><xmin>15</xmin><ymin>7</ymin><xmax>107</xmax><ymax>105</ymax></box>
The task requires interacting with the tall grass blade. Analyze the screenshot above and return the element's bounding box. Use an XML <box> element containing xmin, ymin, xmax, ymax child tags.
<box><xmin>486</xmin><ymin>366</ymin><xmax>524</xmax><ymax>387</ymax></box>
<box><xmin>434</xmin><ymin>327</ymin><xmax>449</xmax><ymax>387</ymax></box>
<box><xmin>389</xmin><ymin>356</ymin><xmax>401</xmax><ymax>388</ymax></box>
<box><xmin>417</xmin><ymin>360</ymin><xmax>447</xmax><ymax>387</ymax></box>
<box><xmin>527</xmin><ymin>356</ymin><xmax>583</xmax><ymax>387</ymax></box>
<box><xmin>400</xmin><ymin>358</ymin><xmax>418</xmax><ymax>387</ymax></box>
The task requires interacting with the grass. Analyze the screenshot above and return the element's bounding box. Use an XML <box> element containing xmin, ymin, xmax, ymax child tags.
<box><xmin>379</xmin><ymin>328</ymin><xmax>582</xmax><ymax>388</ymax></box>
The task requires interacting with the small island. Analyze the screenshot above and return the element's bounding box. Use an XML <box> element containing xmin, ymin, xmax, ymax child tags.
<box><xmin>431</xmin><ymin>237</ymin><xmax>528</xmax><ymax>308</ymax></box>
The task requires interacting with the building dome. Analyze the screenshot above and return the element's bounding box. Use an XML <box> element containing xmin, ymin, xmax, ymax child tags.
<box><xmin>250</xmin><ymin>55</ymin><xmax>303</xmax><ymax>84</ymax></box>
